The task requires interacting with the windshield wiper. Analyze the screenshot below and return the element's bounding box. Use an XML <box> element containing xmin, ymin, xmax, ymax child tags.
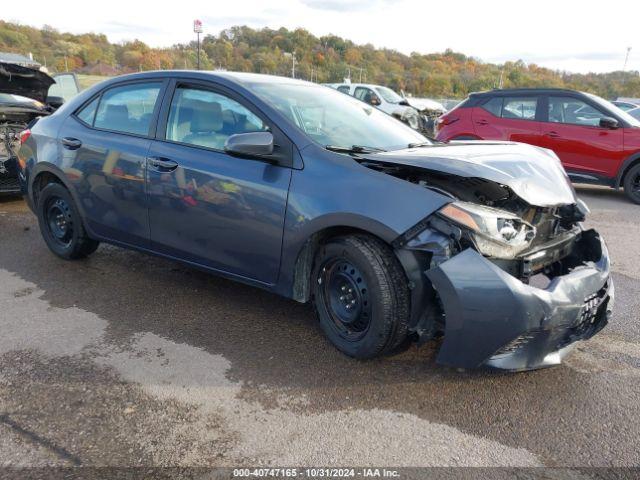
<box><xmin>408</xmin><ymin>137</ymin><xmax>444</xmax><ymax>148</ymax></box>
<box><xmin>325</xmin><ymin>145</ymin><xmax>387</xmax><ymax>154</ymax></box>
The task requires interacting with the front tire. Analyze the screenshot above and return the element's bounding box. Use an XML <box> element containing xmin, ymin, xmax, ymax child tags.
<box><xmin>311</xmin><ymin>235</ymin><xmax>410</xmax><ymax>359</ymax></box>
<box><xmin>623</xmin><ymin>163</ymin><xmax>640</xmax><ymax>205</ymax></box>
<box><xmin>36</xmin><ymin>183</ymin><xmax>99</xmax><ymax>260</ymax></box>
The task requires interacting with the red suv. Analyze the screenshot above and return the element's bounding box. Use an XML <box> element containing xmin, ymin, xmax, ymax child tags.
<box><xmin>435</xmin><ymin>88</ymin><xmax>640</xmax><ymax>204</ymax></box>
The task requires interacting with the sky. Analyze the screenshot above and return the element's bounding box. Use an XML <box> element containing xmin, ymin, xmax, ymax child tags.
<box><xmin>6</xmin><ymin>0</ymin><xmax>639</xmax><ymax>74</ymax></box>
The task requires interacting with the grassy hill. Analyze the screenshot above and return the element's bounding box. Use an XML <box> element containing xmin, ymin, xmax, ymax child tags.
<box><xmin>1</xmin><ymin>21</ymin><xmax>639</xmax><ymax>99</ymax></box>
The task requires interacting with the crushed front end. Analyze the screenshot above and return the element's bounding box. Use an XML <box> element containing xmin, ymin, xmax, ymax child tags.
<box><xmin>422</xmin><ymin>229</ymin><xmax>612</xmax><ymax>370</ymax></box>
<box><xmin>384</xmin><ymin>166</ymin><xmax>613</xmax><ymax>371</ymax></box>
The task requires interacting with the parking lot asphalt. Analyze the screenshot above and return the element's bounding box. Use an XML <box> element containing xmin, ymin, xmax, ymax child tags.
<box><xmin>0</xmin><ymin>185</ymin><xmax>639</xmax><ymax>468</ymax></box>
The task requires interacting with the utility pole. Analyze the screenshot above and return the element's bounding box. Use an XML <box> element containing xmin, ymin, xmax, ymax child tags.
<box><xmin>623</xmin><ymin>46</ymin><xmax>632</xmax><ymax>72</ymax></box>
<box><xmin>284</xmin><ymin>52</ymin><xmax>296</xmax><ymax>78</ymax></box>
<box><xmin>291</xmin><ymin>53</ymin><xmax>296</xmax><ymax>78</ymax></box>
<box><xmin>622</xmin><ymin>47</ymin><xmax>632</xmax><ymax>87</ymax></box>
<box><xmin>194</xmin><ymin>19</ymin><xmax>203</xmax><ymax>70</ymax></box>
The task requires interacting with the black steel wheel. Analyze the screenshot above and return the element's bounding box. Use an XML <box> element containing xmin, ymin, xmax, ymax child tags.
<box><xmin>623</xmin><ymin>163</ymin><xmax>640</xmax><ymax>205</ymax></box>
<box><xmin>44</xmin><ymin>197</ymin><xmax>74</xmax><ymax>249</ymax></box>
<box><xmin>36</xmin><ymin>182</ymin><xmax>99</xmax><ymax>259</ymax></box>
<box><xmin>311</xmin><ymin>234</ymin><xmax>410</xmax><ymax>359</ymax></box>
<box><xmin>319</xmin><ymin>258</ymin><xmax>372</xmax><ymax>342</ymax></box>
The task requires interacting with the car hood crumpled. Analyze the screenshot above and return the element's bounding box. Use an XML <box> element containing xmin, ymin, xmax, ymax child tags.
<box><xmin>360</xmin><ymin>140</ymin><xmax>577</xmax><ymax>207</ymax></box>
<box><xmin>0</xmin><ymin>61</ymin><xmax>54</xmax><ymax>104</ymax></box>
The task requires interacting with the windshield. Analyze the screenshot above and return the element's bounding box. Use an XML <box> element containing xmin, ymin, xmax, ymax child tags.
<box><xmin>585</xmin><ymin>93</ymin><xmax>640</xmax><ymax>127</ymax></box>
<box><xmin>375</xmin><ymin>86</ymin><xmax>404</xmax><ymax>104</ymax></box>
<box><xmin>250</xmin><ymin>82</ymin><xmax>427</xmax><ymax>151</ymax></box>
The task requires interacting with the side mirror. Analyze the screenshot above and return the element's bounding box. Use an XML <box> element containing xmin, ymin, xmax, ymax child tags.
<box><xmin>599</xmin><ymin>116</ymin><xmax>619</xmax><ymax>129</ymax></box>
<box><xmin>224</xmin><ymin>131</ymin><xmax>274</xmax><ymax>158</ymax></box>
<box><xmin>398</xmin><ymin>99</ymin><xmax>411</xmax><ymax>106</ymax></box>
<box><xmin>46</xmin><ymin>96</ymin><xmax>65</xmax><ymax>109</ymax></box>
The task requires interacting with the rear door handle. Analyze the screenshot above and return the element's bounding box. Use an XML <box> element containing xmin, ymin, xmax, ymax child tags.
<box><xmin>545</xmin><ymin>131</ymin><xmax>561</xmax><ymax>138</ymax></box>
<box><xmin>61</xmin><ymin>137</ymin><xmax>82</xmax><ymax>150</ymax></box>
<box><xmin>148</xmin><ymin>156</ymin><xmax>178</xmax><ymax>171</ymax></box>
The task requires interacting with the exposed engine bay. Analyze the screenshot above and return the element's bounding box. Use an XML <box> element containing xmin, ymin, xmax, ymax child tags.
<box><xmin>362</xmin><ymin>159</ymin><xmax>587</xmax><ymax>279</ymax></box>
<box><xmin>357</xmin><ymin>145</ymin><xmax>612</xmax><ymax>370</ymax></box>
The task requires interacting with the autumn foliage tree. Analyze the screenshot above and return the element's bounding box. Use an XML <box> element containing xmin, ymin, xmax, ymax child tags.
<box><xmin>0</xmin><ymin>20</ymin><xmax>638</xmax><ymax>99</ymax></box>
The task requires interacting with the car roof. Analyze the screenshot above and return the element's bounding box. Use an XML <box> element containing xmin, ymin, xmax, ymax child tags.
<box><xmin>96</xmin><ymin>70</ymin><xmax>316</xmax><ymax>89</ymax></box>
<box><xmin>331</xmin><ymin>83</ymin><xmax>386</xmax><ymax>89</ymax></box>
<box><xmin>469</xmin><ymin>88</ymin><xmax>588</xmax><ymax>98</ymax></box>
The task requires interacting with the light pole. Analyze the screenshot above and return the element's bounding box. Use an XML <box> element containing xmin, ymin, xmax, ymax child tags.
<box><xmin>623</xmin><ymin>46</ymin><xmax>632</xmax><ymax>72</ymax></box>
<box><xmin>284</xmin><ymin>52</ymin><xmax>296</xmax><ymax>78</ymax></box>
<box><xmin>194</xmin><ymin>19</ymin><xmax>203</xmax><ymax>70</ymax></box>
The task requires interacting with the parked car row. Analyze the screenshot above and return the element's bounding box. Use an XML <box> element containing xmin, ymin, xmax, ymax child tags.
<box><xmin>435</xmin><ymin>88</ymin><xmax>640</xmax><ymax>204</ymax></box>
<box><xmin>325</xmin><ymin>82</ymin><xmax>445</xmax><ymax>136</ymax></box>
<box><xmin>17</xmin><ymin>71</ymin><xmax>612</xmax><ymax>371</ymax></box>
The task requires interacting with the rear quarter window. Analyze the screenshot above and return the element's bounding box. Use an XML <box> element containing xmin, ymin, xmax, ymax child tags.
<box><xmin>76</xmin><ymin>96</ymin><xmax>99</xmax><ymax>125</ymax></box>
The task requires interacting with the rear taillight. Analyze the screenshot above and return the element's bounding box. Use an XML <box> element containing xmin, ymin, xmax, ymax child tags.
<box><xmin>19</xmin><ymin>129</ymin><xmax>31</xmax><ymax>145</ymax></box>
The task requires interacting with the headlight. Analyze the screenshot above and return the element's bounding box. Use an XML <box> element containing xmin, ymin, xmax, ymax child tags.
<box><xmin>438</xmin><ymin>201</ymin><xmax>536</xmax><ymax>259</ymax></box>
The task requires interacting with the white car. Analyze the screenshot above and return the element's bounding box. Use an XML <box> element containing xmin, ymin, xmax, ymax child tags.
<box><xmin>325</xmin><ymin>82</ymin><xmax>442</xmax><ymax>134</ymax></box>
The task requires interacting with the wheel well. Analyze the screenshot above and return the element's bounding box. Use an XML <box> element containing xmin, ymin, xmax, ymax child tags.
<box><xmin>32</xmin><ymin>171</ymin><xmax>64</xmax><ymax>207</ymax></box>
<box><xmin>619</xmin><ymin>157</ymin><xmax>640</xmax><ymax>187</ymax></box>
<box><xmin>291</xmin><ymin>226</ymin><xmax>391</xmax><ymax>303</ymax></box>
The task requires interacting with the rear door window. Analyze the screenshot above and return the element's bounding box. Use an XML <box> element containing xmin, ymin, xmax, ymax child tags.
<box><xmin>93</xmin><ymin>83</ymin><xmax>161</xmax><ymax>136</ymax></box>
<box><xmin>501</xmin><ymin>97</ymin><xmax>538</xmax><ymax>120</ymax></box>
<box><xmin>481</xmin><ymin>96</ymin><xmax>538</xmax><ymax>120</ymax></box>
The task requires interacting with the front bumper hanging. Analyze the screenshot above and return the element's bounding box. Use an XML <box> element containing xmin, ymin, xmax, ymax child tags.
<box><xmin>426</xmin><ymin>229</ymin><xmax>613</xmax><ymax>371</ymax></box>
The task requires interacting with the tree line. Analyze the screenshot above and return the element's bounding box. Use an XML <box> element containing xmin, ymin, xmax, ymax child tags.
<box><xmin>1</xmin><ymin>21</ymin><xmax>639</xmax><ymax>100</ymax></box>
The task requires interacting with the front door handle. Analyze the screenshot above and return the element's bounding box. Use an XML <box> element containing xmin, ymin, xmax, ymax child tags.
<box><xmin>61</xmin><ymin>137</ymin><xmax>82</xmax><ymax>150</ymax></box>
<box><xmin>148</xmin><ymin>156</ymin><xmax>179</xmax><ymax>172</ymax></box>
<box><xmin>545</xmin><ymin>131</ymin><xmax>561</xmax><ymax>138</ymax></box>
<box><xmin>475</xmin><ymin>119</ymin><xmax>489</xmax><ymax>126</ymax></box>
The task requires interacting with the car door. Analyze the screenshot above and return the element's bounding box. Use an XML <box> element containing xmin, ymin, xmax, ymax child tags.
<box><xmin>57</xmin><ymin>80</ymin><xmax>165</xmax><ymax>246</ymax></box>
<box><xmin>539</xmin><ymin>95</ymin><xmax>624</xmax><ymax>178</ymax></box>
<box><xmin>49</xmin><ymin>73</ymin><xmax>81</xmax><ymax>103</ymax></box>
<box><xmin>146</xmin><ymin>80</ymin><xmax>292</xmax><ymax>284</ymax></box>
<box><xmin>472</xmin><ymin>95</ymin><xmax>545</xmax><ymax>146</ymax></box>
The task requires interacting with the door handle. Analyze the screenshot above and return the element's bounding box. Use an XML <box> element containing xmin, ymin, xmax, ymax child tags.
<box><xmin>148</xmin><ymin>156</ymin><xmax>178</xmax><ymax>171</ymax></box>
<box><xmin>475</xmin><ymin>119</ymin><xmax>489</xmax><ymax>126</ymax></box>
<box><xmin>61</xmin><ymin>137</ymin><xmax>82</xmax><ymax>150</ymax></box>
<box><xmin>545</xmin><ymin>131</ymin><xmax>561</xmax><ymax>138</ymax></box>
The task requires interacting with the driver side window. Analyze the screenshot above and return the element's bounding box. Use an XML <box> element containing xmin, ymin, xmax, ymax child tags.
<box><xmin>166</xmin><ymin>86</ymin><xmax>267</xmax><ymax>150</ymax></box>
<box><xmin>548</xmin><ymin>97</ymin><xmax>606</xmax><ymax>126</ymax></box>
<box><xmin>354</xmin><ymin>87</ymin><xmax>376</xmax><ymax>104</ymax></box>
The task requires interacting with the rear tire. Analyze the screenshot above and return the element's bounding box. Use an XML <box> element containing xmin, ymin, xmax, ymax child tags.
<box><xmin>36</xmin><ymin>183</ymin><xmax>99</xmax><ymax>260</ymax></box>
<box><xmin>623</xmin><ymin>164</ymin><xmax>640</xmax><ymax>205</ymax></box>
<box><xmin>311</xmin><ymin>235</ymin><xmax>410</xmax><ymax>359</ymax></box>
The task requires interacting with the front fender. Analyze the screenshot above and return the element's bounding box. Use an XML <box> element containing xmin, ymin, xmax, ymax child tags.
<box><xmin>274</xmin><ymin>144</ymin><xmax>451</xmax><ymax>300</ymax></box>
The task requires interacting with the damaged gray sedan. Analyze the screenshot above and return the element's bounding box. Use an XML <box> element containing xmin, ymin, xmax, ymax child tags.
<box><xmin>20</xmin><ymin>72</ymin><xmax>612</xmax><ymax>371</ymax></box>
